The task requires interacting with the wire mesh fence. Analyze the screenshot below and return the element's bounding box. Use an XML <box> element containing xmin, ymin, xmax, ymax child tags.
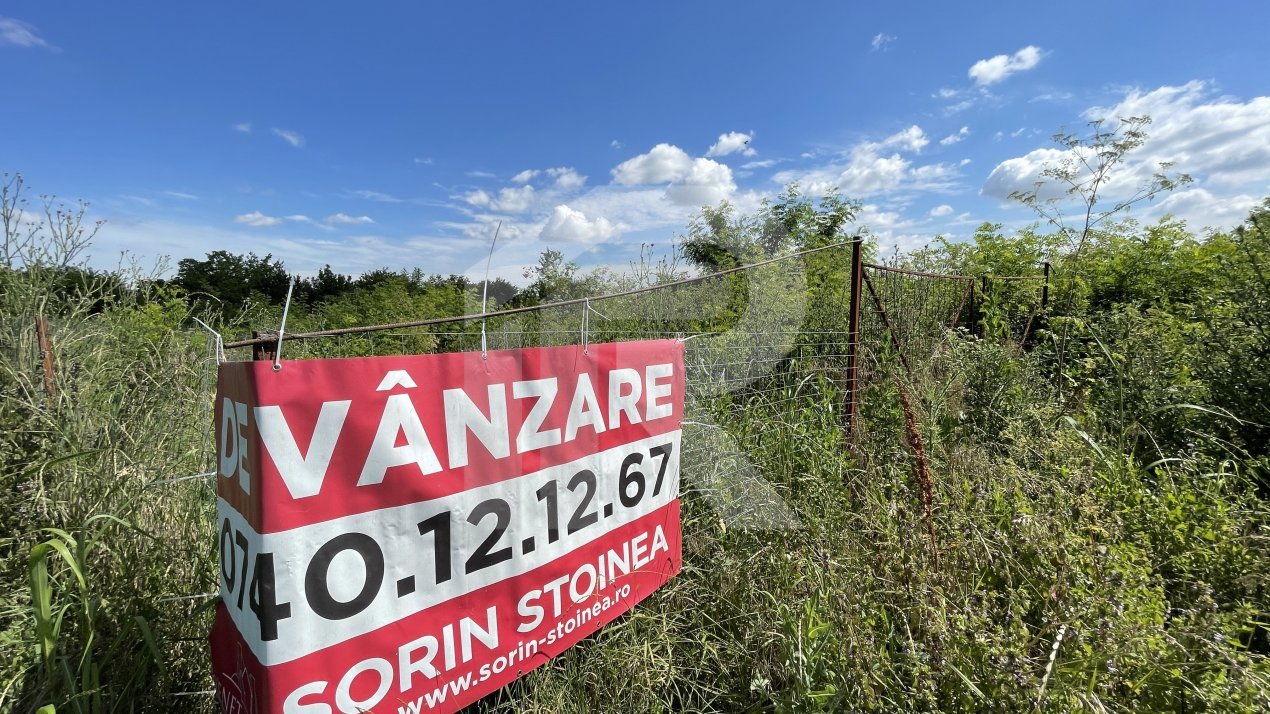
<box><xmin>227</xmin><ymin>241</ymin><xmax>858</xmax><ymax>529</ymax></box>
<box><xmin>136</xmin><ymin>239</ymin><xmax>1048</xmax><ymax>702</ymax></box>
<box><xmin>858</xmin><ymin>262</ymin><xmax>975</xmax><ymax>386</ymax></box>
<box><xmin>213</xmin><ymin>240</ymin><xmax>1049</xmax><ymax>529</ymax></box>
<box><xmin>980</xmin><ymin>271</ymin><xmax>1051</xmax><ymax>346</ymax></box>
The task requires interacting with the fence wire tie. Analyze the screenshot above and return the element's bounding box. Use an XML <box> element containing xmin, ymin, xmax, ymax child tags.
<box><xmin>586</xmin><ymin>301</ymin><xmax>609</xmax><ymax>321</ymax></box>
<box><xmin>679</xmin><ymin>331</ymin><xmax>719</xmax><ymax>343</ymax></box>
<box><xmin>480</xmin><ymin>220</ymin><xmax>502</xmax><ymax>361</ymax></box>
<box><xmin>191</xmin><ymin>317</ymin><xmax>225</xmax><ymax>363</ymax></box>
<box><xmin>157</xmin><ymin>591</ymin><xmax>218</xmax><ymax>603</ymax></box>
<box><xmin>273</xmin><ymin>275</ymin><xmax>297</xmax><ymax>372</ymax></box>
<box><xmin>680</xmin><ymin>419</ymin><xmax>723</xmax><ymax>430</ymax></box>
<box><xmin>147</xmin><ymin>471</ymin><xmax>215</xmax><ymax>487</ymax></box>
<box><xmin>579</xmin><ymin>299</ymin><xmax>609</xmax><ymax>356</ymax></box>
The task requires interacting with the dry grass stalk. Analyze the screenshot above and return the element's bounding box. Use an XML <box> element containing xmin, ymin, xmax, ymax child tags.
<box><xmin>895</xmin><ymin>376</ymin><xmax>938</xmax><ymax>565</ymax></box>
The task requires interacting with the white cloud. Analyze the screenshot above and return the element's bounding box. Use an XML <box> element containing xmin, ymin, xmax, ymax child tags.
<box><xmin>271</xmin><ymin>128</ymin><xmax>305</xmax><ymax>148</ymax></box>
<box><xmin>10</xmin><ymin>208</ymin><xmax>42</xmax><ymax>228</ymax></box>
<box><xmin>871</xmin><ymin>33</ymin><xmax>896</xmax><ymax>52</ymax></box>
<box><xmin>1139</xmin><ymin>187</ymin><xmax>1260</xmax><ymax>231</ymax></box>
<box><xmin>1084</xmin><ymin>81</ymin><xmax>1270</xmax><ymax>189</ymax></box>
<box><xmin>882</xmin><ymin>125</ymin><xmax>929</xmax><ymax>153</ymax></box>
<box><xmin>940</xmin><ymin>126</ymin><xmax>970</xmax><ymax>146</ymax></box>
<box><xmin>612</xmin><ymin>143</ymin><xmax>694</xmax><ymax>184</ymax></box>
<box><xmin>466</xmin><ymin>185</ymin><xmax>536</xmax><ymax>213</ymax></box>
<box><xmin>742</xmin><ymin>159</ymin><xmax>779</xmax><ymax>169</ymax></box>
<box><xmin>667</xmin><ymin>158</ymin><xmax>737</xmax><ymax>206</ymax></box>
<box><xmin>608</xmin><ymin>143</ymin><xmax>738</xmax><ymax>206</ymax></box>
<box><xmin>163</xmin><ymin>191</ymin><xmax>198</xmax><ymax>200</ymax></box>
<box><xmin>982</xmin><ymin>146</ymin><xmax>1069</xmax><ymax>201</ymax></box>
<box><xmin>234</xmin><ymin>211</ymin><xmax>283</xmax><ymax>227</ymax></box>
<box><xmin>414</xmin><ymin>157</ymin><xmax>434</xmax><ymax>165</ymax></box>
<box><xmin>856</xmin><ymin>203</ymin><xmax>933</xmax><ymax>254</ymax></box>
<box><xmin>1030</xmin><ymin>91</ymin><xmax>1072</xmax><ymax>103</ymax></box>
<box><xmin>233</xmin><ymin>122</ymin><xmax>252</xmax><ymax>134</ymax></box>
<box><xmin>706</xmin><ymin>131</ymin><xmax>756</xmax><ymax>158</ymax></box>
<box><xmin>610</xmin><ymin>139</ymin><xmax>623</xmax><ymax>149</ymax></box>
<box><xmin>538</xmin><ymin>205</ymin><xmax>621</xmax><ymax>245</ymax></box>
<box><xmin>983</xmin><ymin>81</ymin><xmax>1270</xmax><ymax>231</ymax></box>
<box><xmin>773</xmin><ymin>125</ymin><xmax>958</xmax><ymax>199</ymax></box>
<box><xmin>492</xmin><ymin>185</ymin><xmax>536</xmax><ymax>212</ymax></box>
<box><xmin>547</xmin><ymin>167</ymin><xmax>586</xmax><ymax>191</ymax></box>
<box><xmin>90</xmin><ymin>217</ymin><xmax>480</xmax><ymax>278</ymax></box>
<box><xmin>324</xmin><ymin>213</ymin><xmax>375</xmax><ymax>226</ymax></box>
<box><xmin>439</xmin><ymin>146</ymin><xmax>758</xmax><ymax>282</ymax></box>
<box><xmin>123</xmin><ymin>195</ymin><xmax>157</xmax><ymax>208</ymax></box>
<box><xmin>505</xmin><ymin>167</ymin><xmax>585</xmax><ymax>191</ymax></box>
<box><xmin>968</xmin><ymin>45</ymin><xmax>1043</xmax><ymax>86</ymax></box>
<box><xmin>933</xmin><ymin>86</ymin><xmax>997</xmax><ymax>116</ymax></box>
<box><xmin>282</xmin><ymin>214</ymin><xmax>336</xmax><ymax>231</ymax></box>
<box><xmin>943</xmin><ymin>98</ymin><xmax>976</xmax><ymax>116</ymax></box>
<box><xmin>447</xmin><ymin>181</ymin><xmax>762</xmax><ymax>290</ymax></box>
<box><xmin>0</xmin><ymin>17</ymin><xmax>54</xmax><ymax>50</ymax></box>
<box><xmin>453</xmin><ymin>181</ymin><xmax>757</xmax><ymax>283</ymax></box>
<box><xmin>930</xmin><ymin>204</ymin><xmax>954</xmax><ymax>217</ymax></box>
<box><xmin>351</xmin><ymin>189</ymin><xmax>403</xmax><ymax>203</ymax></box>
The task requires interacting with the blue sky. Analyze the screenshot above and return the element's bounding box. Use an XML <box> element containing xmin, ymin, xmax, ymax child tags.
<box><xmin>3</xmin><ymin>2</ymin><xmax>1269</xmax><ymax>283</ymax></box>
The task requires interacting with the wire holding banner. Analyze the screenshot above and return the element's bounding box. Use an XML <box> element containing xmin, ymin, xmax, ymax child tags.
<box><xmin>273</xmin><ymin>275</ymin><xmax>297</xmax><ymax>371</ymax></box>
<box><xmin>481</xmin><ymin>221</ymin><xmax>502</xmax><ymax>360</ymax></box>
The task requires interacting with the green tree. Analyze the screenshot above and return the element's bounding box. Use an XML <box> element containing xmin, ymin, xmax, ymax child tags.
<box><xmin>521</xmin><ymin>248</ymin><xmax>587</xmax><ymax>303</ymax></box>
<box><xmin>1010</xmin><ymin>116</ymin><xmax>1191</xmax><ymax>261</ymax></box>
<box><xmin>681</xmin><ymin>184</ymin><xmax>858</xmax><ymax>272</ymax></box>
<box><xmin>1195</xmin><ymin>200</ymin><xmax>1270</xmax><ymax>465</ymax></box>
<box><xmin>173</xmin><ymin>250</ymin><xmax>290</xmax><ymax>312</ymax></box>
<box><xmin>297</xmin><ymin>264</ymin><xmax>354</xmax><ymax>305</ymax></box>
<box><xmin>1008</xmin><ymin>116</ymin><xmax>1191</xmax><ymax>398</ymax></box>
<box><xmin>473</xmin><ymin>277</ymin><xmax>519</xmax><ymax>307</ymax></box>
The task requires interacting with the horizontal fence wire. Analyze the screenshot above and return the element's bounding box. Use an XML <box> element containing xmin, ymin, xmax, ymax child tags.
<box><xmin>223</xmin><ymin>239</ymin><xmax>858</xmax><ymax>350</ymax></box>
<box><xmin>175</xmin><ymin>245</ymin><xmax>1049</xmax><ymax>527</ymax></box>
<box><xmin>982</xmin><ymin>272</ymin><xmax>1050</xmax><ymax>346</ymax></box>
<box><xmin>215</xmin><ymin>245</ymin><xmax>1043</xmax><ymax>511</ymax></box>
<box><xmin>858</xmin><ymin>263</ymin><xmax>974</xmax><ymax>387</ymax></box>
<box><xmin>217</xmin><ymin>244</ymin><xmax>863</xmax><ymax>538</ymax></box>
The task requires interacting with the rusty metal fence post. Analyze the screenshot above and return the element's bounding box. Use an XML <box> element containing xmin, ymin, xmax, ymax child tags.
<box><xmin>251</xmin><ymin>330</ymin><xmax>276</xmax><ymax>362</ymax></box>
<box><xmin>36</xmin><ymin>314</ymin><xmax>57</xmax><ymax>397</ymax></box>
<box><xmin>844</xmin><ymin>238</ymin><xmax>864</xmax><ymax>440</ymax></box>
<box><xmin>1041</xmin><ymin>261</ymin><xmax>1051</xmax><ymax>313</ymax></box>
<box><xmin>967</xmin><ymin>275</ymin><xmax>978</xmax><ymax>337</ymax></box>
<box><xmin>979</xmin><ymin>275</ymin><xmax>990</xmax><ymax>338</ymax></box>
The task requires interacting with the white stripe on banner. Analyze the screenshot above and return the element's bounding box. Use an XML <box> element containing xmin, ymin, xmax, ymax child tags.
<box><xmin>217</xmin><ymin>430</ymin><xmax>681</xmax><ymax>664</ymax></box>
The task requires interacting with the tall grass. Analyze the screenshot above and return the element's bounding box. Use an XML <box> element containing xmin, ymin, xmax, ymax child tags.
<box><xmin>1</xmin><ymin>175</ymin><xmax>1268</xmax><ymax>712</ymax></box>
<box><xmin>2</xmin><ymin>175</ymin><xmax>219</xmax><ymax>711</ymax></box>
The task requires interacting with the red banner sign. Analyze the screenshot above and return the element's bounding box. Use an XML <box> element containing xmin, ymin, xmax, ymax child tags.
<box><xmin>210</xmin><ymin>340</ymin><xmax>684</xmax><ymax>713</ymax></box>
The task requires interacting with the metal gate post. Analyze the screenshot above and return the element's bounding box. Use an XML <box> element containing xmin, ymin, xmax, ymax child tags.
<box><xmin>979</xmin><ymin>275</ymin><xmax>990</xmax><ymax>338</ymax></box>
<box><xmin>844</xmin><ymin>238</ymin><xmax>864</xmax><ymax>439</ymax></box>
<box><xmin>1041</xmin><ymin>261</ymin><xmax>1051</xmax><ymax>313</ymax></box>
<box><xmin>251</xmin><ymin>330</ymin><xmax>276</xmax><ymax>362</ymax></box>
